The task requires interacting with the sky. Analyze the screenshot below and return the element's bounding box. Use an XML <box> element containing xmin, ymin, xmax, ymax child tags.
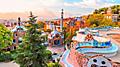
<box><xmin>0</xmin><ymin>0</ymin><xmax>120</xmax><ymax>20</ymax></box>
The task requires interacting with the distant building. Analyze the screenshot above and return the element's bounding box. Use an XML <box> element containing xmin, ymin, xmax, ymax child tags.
<box><xmin>104</xmin><ymin>7</ymin><xmax>119</xmax><ymax>22</ymax></box>
<box><xmin>12</xmin><ymin>17</ymin><xmax>26</xmax><ymax>46</ymax></box>
<box><xmin>104</xmin><ymin>8</ymin><xmax>112</xmax><ymax>19</ymax></box>
<box><xmin>48</xmin><ymin>26</ymin><xmax>63</xmax><ymax>46</ymax></box>
<box><xmin>112</xmin><ymin>14</ymin><xmax>119</xmax><ymax>22</ymax></box>
<box><xmin>0</xmin><ymin>19</ymin><xmax>17</xmax><ymax>30</ymax></box>
<box><xmin>44</xmin><ymin>21</ymin><xmax>55</xmax><ymax>30</ymax></box>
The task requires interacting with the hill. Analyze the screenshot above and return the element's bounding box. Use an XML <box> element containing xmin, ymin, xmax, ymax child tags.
<box><xmin>93</xmin><ymin>5</ymin><xmax>120</xmax><ymax>14</ymax></box>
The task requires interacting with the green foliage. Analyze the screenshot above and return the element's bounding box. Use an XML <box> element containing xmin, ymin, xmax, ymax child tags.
<box><xmin>87</xmin><ymin>14</ymin><xmax>118</xmax><ymax>27</ymax></box>
<box><xmin>64</xmin><ymin>32</ymin><xmax>72</xmax><ymax>44</ymax></box>
<box><xmin>87</xmin><ymin>14</ymin><xmax>104</xmax><ymax>27</ymax></box>
<box><xmin>0</xmin><ymin>24</ymin><xmax>13</xmax><ymax>62</ymax></box>
<box><xmin>47</xmin><ymin>62</ymin><xmax>62</xmax><ymax>67</ymax></box>
<box><xmin>14</xmin><ymin>16</ymin><xmax>52</xmax><ymax>67</ymax></box>
<box><xmin>0</xmin><ymin>51</ymin><xmax>13</xmax><ymax>62</ymax></box>
<box><xmin>91</xmin><ymin>5</ymin><xmax>120</xmax><ymax>27</ymax></box>
<box><xmin>65</xmin><ymin>32</ymin><xmax>70</xmax><ymax>39</ymax></box>
<box><xmin>0</xmin><ymin>24</ymin><xmax>13</xmax><ymax>50</ymax></box>
<box><xmin>45</xmin><ymin>29</ymin><xmax>52</xmax><ymax>33</ymax></box>
<box><xmin>73</xmin><ymin>32</ymin><xmax>77</xmax><ymax>36</ymax></box>
<box><xmin>93</xmin><ymin>9</ymin><xmax>99</xmax><ymax>14</ymax></box>
<box><xmin>93</xmin><ymin>5</ymin><xmax>120</xmax><ymax>14</ymax></box>
<box><xmin>111</xmin><ymin>5</ymin><xmax>120</xmax><ymax>14</ymax></box>
<box><xmin>101</xmin><ymin>18</ymin><xmax>116</xmax><ymax>26</ymax></box>
<box><xmin>90</xmin><ymin>24</ymin><xmax>97</xmax><ymax>28</ymax></box>
<box><xmin>37</xmin><ymin>21</ymin><xmax>45</xmax><ymax>28</ymax></box>
<box><xmin>62</xmin><ymin>27</ymin><xmax>66</xmax><ymax>30</ymax></box>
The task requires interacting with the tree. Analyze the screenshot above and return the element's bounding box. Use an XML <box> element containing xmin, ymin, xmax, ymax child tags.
<box><xmin>14</xmin><ymin>15</ymin><xmax>52</xmax><ymax>67</ymax></box>
<box><xmin>45</xmin><ymin>29</ymin><xmax>52</xmax><ymax>33</ymax></box>
<box><xmin>93</xmin><ymin>9</ymin><xmax>99</xmax><ymax>14</ymax></box>
<box><xmin>0</xmin><ymin>24</ymin><xmax>13</xmax><ymax>50</ymax></box>
<box><xmin>101</xmin><ymin>18</ymin><xmax>116</xmax><ymax>27</ymax></box>
<box><xmin>0</xmin><ymin>24</ymin><xmax>13</xmax><ymax>62</ymax></box>
<box><xmin>87</xmin><ymin>14</ymin><xmax>104</xmax><ymax>27</ymax></box>
<box><xmin>47</xmin><ymin>62</ymin><xmax>62</xmax><ymax>67</ymax></box>
<box><xmin>37</xmin><ymin>21</ymin><xmax>45</xmax><ymax>29</ymax></box>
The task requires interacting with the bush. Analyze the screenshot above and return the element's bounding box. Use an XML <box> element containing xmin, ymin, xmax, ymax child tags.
<box><xmin>0</xmin><ymin>51</ymin><xmax>13</xmax><ymax>62</ymax></box>
<box><xmin>47</xmin><ymin>62</ymin><xmax>62</xmax><ymax>67</ymax></box>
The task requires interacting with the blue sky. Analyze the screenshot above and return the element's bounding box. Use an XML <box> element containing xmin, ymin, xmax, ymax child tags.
<box><xmin>0</xmin><ymin>0</ymin><xmax>120</xmax><ymax>19</ymax></box>
<box><xmin>64</xmin><ymin>0</ymin><xmax>82</xmax><ymax>3</ymax></box>
<box><xmin>64</xmin><ymin>0</ymin><xmax>120</xmax><ymax>3</ymax></box>
<box><xmin>64</xmin><ymin>0</ymin><xmax>120</xmax><ymax>17</ymax></box>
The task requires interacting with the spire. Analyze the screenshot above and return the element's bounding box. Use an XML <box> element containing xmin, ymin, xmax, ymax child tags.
<box><xmin>29</xmin><ymin>11</ymin><xmax>37</xmax><ymax>23</ymax></box>
<box><xmin>18</xmin><ymin>17</ymin><xmax>21</xmax><ymax>26</ymax></box>
<box><xmin>60</xmin><ymin>9</ymin><xmax>64</xmax><ymax>32</ymax></box>
<box><xmin>29</xmin><ymin>11</ymin><xmax>33</xmax><ymax>17</ymax></box>
<box><xmin>61</xmin><ymin>9</ymin><xmax>63</xmax><ymax>19</ymax></box>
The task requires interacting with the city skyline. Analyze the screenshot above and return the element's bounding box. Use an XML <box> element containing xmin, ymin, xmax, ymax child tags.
<box><xmin>0</xmin><ymin>0</ymin><xmax>120</xmax><ymax>20</ymax></box>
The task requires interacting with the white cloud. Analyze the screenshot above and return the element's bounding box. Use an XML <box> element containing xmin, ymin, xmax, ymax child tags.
<box><xmin>0</xmin><ymin>0</ymin><xmax>63</xmax><ymax>12</ymax></box>
<box><xmin>64</xmin><ymin>0</ymin><xmax>96</xmax><ymax>8</ymax></box>
<box><xmin>0</xmin><ymin>0</ymin><xmax>118</xmax><ymax>19</ymax></box>
<box><xmin>64</xmin><ymin>0</ymin><xmax>117</xmax><ymax>9</ymax></box>
<box><xmin>63</xmin><ymin>0</ymin><xmax>119</xmax><ymax>17</ymax></box>
<box><xmin>0</xmin><ymin>0</ymin><xmax>64</xmax><ymax>19</ymax></box>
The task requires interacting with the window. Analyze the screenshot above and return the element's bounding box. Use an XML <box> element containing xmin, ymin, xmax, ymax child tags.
<box><xmin>13</xmin><ymin>39</ymin><xmax>16</xmax><ymax>43</ymax></box>
<box><xmin>18</xmin><ymin>40</ymin><xmax>22</xmax><ymax>43</ymax></box>
<box><xmin>93</xmin><ymin>59</ymin><xmax>97</xmax><ymax>63</ymax></box>
<box><xmin>101</xmin><ymin>61</ymin><xmax>106</xmax><ymax>64</ymax></box>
